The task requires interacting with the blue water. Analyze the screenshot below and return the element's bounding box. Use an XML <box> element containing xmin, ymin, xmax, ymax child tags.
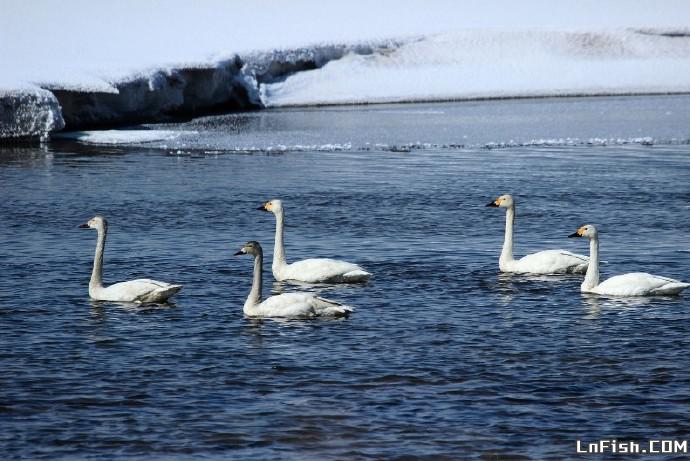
<box><xmin>1</xmin><ymin>96</ymin><xmax>690</xmax><ymax>460</ymax></box>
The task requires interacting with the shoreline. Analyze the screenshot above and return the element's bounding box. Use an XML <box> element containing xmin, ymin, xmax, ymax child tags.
<box><xmin>3</xmin><ymin>27</ymin><xmax>690</xmax><ymax>143</ymax></box>
<box><xmin>3</xmin><ymin>91</ymin><xmax>690</xmax><ymax>147</ymax></box>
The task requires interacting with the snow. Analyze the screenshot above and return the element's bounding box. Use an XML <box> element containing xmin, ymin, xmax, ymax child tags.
<box><xmin>262</xmin><ymin>29</ymin><xmax>690</xmax><ymax>106</ymax></box>
<box><xmin>3</xmin><ymin>0</ymin><xmax>689</xmax><ymax>92</ymax></box>
<box><xmin>2</xmin><ymin>0</ymin><xmax>690</xmax><ymax>138</ymax></box>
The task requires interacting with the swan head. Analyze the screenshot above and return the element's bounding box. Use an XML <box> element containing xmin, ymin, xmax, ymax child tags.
<box><xmin>234</xmin><ymin>240</ymin><xmax>263</xmax><ymax>257</ymax></box>
<box><xmin>257</xmin><ymin>199</ymin><xmax>283</xmax><ymax>214</ymax></box>
<box><xmin>486</xmin><ymin>194</ymin><xmax>514</xmax><ymax>209</ymax></box>
<box><xmin>569</xmin><ymin>224</ymin><xmax>598</xmax><ymax>239</ymax></box>
<box><xmin>79</xmin><ymin>215</ymin><xmax>107</xmax><ymax>230</ymax></box>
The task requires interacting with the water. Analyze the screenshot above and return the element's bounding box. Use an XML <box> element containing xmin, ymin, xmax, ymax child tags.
<box><xmin>1</xmin><ymin>96</ymin><xmax>690</xmax><ymax>460</ymax></box>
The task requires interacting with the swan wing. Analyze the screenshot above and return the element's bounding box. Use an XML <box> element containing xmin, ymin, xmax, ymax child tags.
<box><xmin>98</xmin><ymin>279</ymin><xmax>182</xmax><ymax>303</ymax></box>
<box><xmin>280</xmin><ymin>258</ymin><xmax>370</xmax><ymax>283</ymax></box>
<box><xmin>253</xmin><ymin>293</ymin><xmax>354</xmax><ymax>318</ymax></box>
<box><xmin>595</xmin><ymin>273</ymin><xmax>689</xmax><ymax>296</ymax></box>
<box><xmin>514</xmin><ymin>249</ymin><xmax>589</xmax><ymax>274</ymax></box>
<box><xmin>256</xmin><ymin>293</ymin><xmax>318</xmax><ymax>318</ymax></box>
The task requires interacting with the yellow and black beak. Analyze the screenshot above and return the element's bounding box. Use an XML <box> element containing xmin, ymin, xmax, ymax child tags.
<box><xmin>78</xmin><ymin>223</ymin><xmax>90</xmax><ymax>229</ymax></box>
<box><xmin>256</xmin><ymin>203</ymin><xmax>269</xmax><ymax>212</ymax></box>
<box><xmin>568</xmin><ymin>228</ymin><xmax>584</xmax><ymax>238</ymax></box>
<box><xmin>486</xmin><ymin>199</ymin><xmax>499</xmax><ymax>207</ymax></box>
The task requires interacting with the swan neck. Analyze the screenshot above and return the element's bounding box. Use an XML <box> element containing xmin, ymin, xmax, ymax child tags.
<box><xmin>273</xmin><ymin>209</ymin><xmax>287</xmax><ymax>269</ymax></box>
<box><xmin>500</xmin><ymin>206</ymin><xmax>515</xmax><ymax>265</ymax></box>
<box><xmin>248</xmin><ymin>250</ymin><xmax>263</xmax><ymax>306</ymax></box>
<box><xmin>582</xmin><ymin>236</ymin><xmax>600</xmax><ymax>291</ymax></box>
<box><xmin>90</xmin><ymin>225</ymin><xmax>106</xmax><ymax>289</ymax></box>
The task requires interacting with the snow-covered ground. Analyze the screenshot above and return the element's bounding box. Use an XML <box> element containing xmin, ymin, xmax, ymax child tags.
<box><xmin>262</xmin><ymin>29</ymin><xmax>690</xmax><ymax>106</ymax></box>
<box><xmin>2</xmin><ymin>0</ymin><xmax>690</xmax><ymax>138</ymax></box>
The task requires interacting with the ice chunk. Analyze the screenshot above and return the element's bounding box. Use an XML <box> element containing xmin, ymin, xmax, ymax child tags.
<box><xmin>0</xmin><ymin>87</ymin><xmax>65</xmax><ymax>139</ymax></box>
<box><xmin>52</xmin><ymin>129</ymin><xmax>195</xmax><ymax>145</ymax></box>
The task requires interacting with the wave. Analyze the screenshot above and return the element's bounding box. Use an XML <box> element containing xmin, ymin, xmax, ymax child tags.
<box><xmin>137</xmin><ymin>136</ymin><xmax>690</xmax><ymax>155</ymax></box>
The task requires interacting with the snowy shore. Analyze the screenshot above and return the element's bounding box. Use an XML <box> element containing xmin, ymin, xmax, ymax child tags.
<box><xmin>2</xmin><ymin>28</ymin><xmax>690</xmax><ymax>140</ymax></box>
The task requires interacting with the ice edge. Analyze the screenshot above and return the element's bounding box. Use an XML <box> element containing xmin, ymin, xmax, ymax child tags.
<box><xmin>0</xmin><ymin>40</ymin><xmax>401</xmax><ymax>141</ymax></box>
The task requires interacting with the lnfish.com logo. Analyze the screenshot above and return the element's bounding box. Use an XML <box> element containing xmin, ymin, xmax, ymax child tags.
<box><xmin>576</xmin><ymin>439</ymin><xmax>688</xmax><ymax>455</ymax></box>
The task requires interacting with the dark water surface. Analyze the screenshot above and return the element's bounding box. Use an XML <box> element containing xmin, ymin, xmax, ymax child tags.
<box><xmin>2</xmin><ymin>96</ymin><xmax>690</xmax><ymax>460</ymax></box>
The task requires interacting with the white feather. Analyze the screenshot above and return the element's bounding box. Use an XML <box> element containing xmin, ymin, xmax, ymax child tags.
<box><xmin>275</xmin><ymin>258</ymin><xmax>370</xmax><ymax>283</ymax></box>
<box><xmin>247</xmin><ymin>292</ymin><xmax>353</xmax><ymax>318</ymax></box>
<box><xmin>589</xmin><ymin>272</ymin><xmax>689</xmax><ymax>296</ymax></box>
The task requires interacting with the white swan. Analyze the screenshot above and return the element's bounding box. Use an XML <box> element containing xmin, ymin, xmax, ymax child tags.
<box><xmin>235</xmin><ymin>241</ymin><xmax>354</xmax><ymax>318</ymax></box>
<box><xmin>487</xmin><ymin>194</ymin><xmax>589</xmax><ymax>274</ymax></box>
<box><xmin>257</xmin><ymin>199</ymin><xmax>371</xmax><ymax>283</ymax></box>
<box><xmin>569</xmin><ymin>224</ymin><xmax>689</xmax><ymax>296</ymax></box>
<box><xmin>79</xmin><ymin>216</ymin><xmax>182</xmax><ymax>303</ymax></box>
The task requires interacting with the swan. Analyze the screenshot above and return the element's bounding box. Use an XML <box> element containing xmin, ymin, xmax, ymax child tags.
<box><xmin>234</xmin><ymin>241</ymin><xmax>354</xmax><ymax>318</ymax></box>
<box><xmin>79</xmin><ymin>216</ymin><xmax>182</xmax><ymax>303</ymax></box>
<box><xmin>256</xmin><ymin>199</ymin><xmax>371</xmax><ymax>283</ymax></box>
<box><xmin>486</xmin><ymin>194</ymin><xmax>589</xmax><ymax>274</ymax></box>
<box><xmin>569</xmin><ymin>224</ymin><xmax>689</xmax><ymax>296</ymax></box>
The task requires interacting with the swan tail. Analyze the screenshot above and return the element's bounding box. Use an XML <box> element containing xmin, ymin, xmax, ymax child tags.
<box><xmin>314</xmin><ymin>297</ymin><xmax>354</xmax><ymax>317</ymax></box>
<box><xmin>321</xmin><ymin>304</ymin><xmax>354</xmax><ymax>317</ymax></box>
<box><xmin>650</xmin><ymin>282</ymin><xmax>690</xmax><ymax>296</ymax></box>
<box><xmin>569</xmin><ymin>262</ymin><xmax>589</xmax><ymax>274</ymax></box>
<box><xmin>138</xmin><ymin>284</ymin><xmax>183</xmax><ymax>303</ymax></box>
<box><xmin>342</xmin><ymin>270</ymin><xmax>371</xmax><ymax>282</ymax></box>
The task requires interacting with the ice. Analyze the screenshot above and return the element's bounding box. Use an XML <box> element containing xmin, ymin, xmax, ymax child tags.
<box><xmin>0</xmin><ymin>87</ymin><xmax>64</xmax><ymax>139</ymax></box>
<box><xmin>52</xmin><ymin>130</ymin><xmax>194</xmax><ymax>145</ymax></box>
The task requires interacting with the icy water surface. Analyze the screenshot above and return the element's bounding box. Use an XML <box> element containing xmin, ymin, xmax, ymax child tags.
<box><xmin>2</xmin><ymin>96</ymin><xmax>690</xmax><ymax>460</ymax></box>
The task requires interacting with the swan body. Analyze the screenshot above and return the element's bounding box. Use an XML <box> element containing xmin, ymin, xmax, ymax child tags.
<box><xmin>80</xmin><ymin>216</ymin><xmax>182</xmax><ymax>303</ymax></box>
<box><xmin>245</xmin><ymin>292</ymin><xmax>352</xmax><ymax>318</ymax></box>
<box><xmin>273</xmin><ymin>258</ymin><xmax>370</xmax><ymax>284</ymax></box>
<box><xmin>90</xmin><ymin>278</ymin><xmax>182</xmax><ymax>303</ymax></box>
<box><xmin>500</xmin><ymin>249</ymin><xmax>589</xmax><ymax>274</ymax></box>
<box><xmin>235</xmin><ymin>241</ymin><xmax>353</xmax><ymax>318</ymax></box>
<box><xmin>569</xmin><ymin>224</ymin><xmax>689</xmax><ymax>296</ymax></box>
<box><xmin>257</xmin><ymin>199</ymin><xmax>371</xmax><ymax>283</ymax></box>
<box><xmin>487</xmin><ymin>194</ymin><xmax>588</xmax><ymax>274</ymax></box>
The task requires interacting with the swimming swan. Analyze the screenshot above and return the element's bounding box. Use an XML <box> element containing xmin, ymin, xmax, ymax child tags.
<box><xmin>79</xmin><ymin>216</ymin><xmax>182</xmax><ymax>303</ymax></box>
<box><xmin>257</xmin><ymin>199</ymin><xmax>371</xmax><ymax>283</ymax></box>
<box><xmin>487</xmin><ymin>194</ymin><xmax>589</xmax><ymax>274</ymax></box>
<box><xmin>235</xmin><ymin>241</ymin><xmax>354</xmax><ymax>318</ymax></box>
<box><xmin>569</xmin><ymin>224</ymin><xmax>689</xmax><ymax>296</ymax></box>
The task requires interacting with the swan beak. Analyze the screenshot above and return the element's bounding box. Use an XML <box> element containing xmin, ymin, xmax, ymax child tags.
<box><xmin>78</xmin><ymin>223</ymin><xmax>90</xmax><ymax>229</ymax></box>
<box><xmin>486</xmin><ymin>200</ymin><xmax>499</xmax><ymax>207</ymax></box>
<box><xmin>568</xmin><ymin>231</ymin><xmax>581</xmax><ymax>238</ymax></box>
<box><xmin>233</xmin><ymin>250</ymin><xmax>244</xmax><ymax>256</ymax></box>
<box><xmin>256</xmin><ymin>204</ymin><xmax>268</xmax><ymax>212</ymax></box>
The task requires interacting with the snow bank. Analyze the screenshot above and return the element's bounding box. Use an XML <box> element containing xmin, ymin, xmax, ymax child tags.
<box><xmin>49</xmin><ymin>56</ymin><xmax>256</xmax><ymax>128</ymax></box>
<box><xmin>0</xmin><ymin>41</ymin><xmax>399</xmax><ymax>139</ymax></box>
<box><xmin>262</xmin><ymin>29</ymin><xmax>690</xmax><ymax>106</ymax></box>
